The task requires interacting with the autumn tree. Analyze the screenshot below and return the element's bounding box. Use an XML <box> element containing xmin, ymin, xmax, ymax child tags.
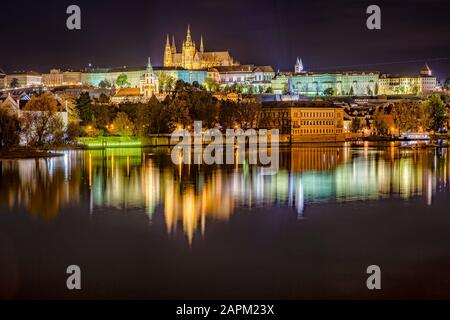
<box><xmin>21</xmin><ymin>93</ymin><xmax>65</xmax><ymax>146</ymax></box>
<box><xmin>0</xmin><ymin>108</ymin><xmax>21</xmax><ymax>148</ymax></box>
<box><xmin>373</xmin><ymin>109</ymin><xmax>393</xmax><ymax>135</ymax></box>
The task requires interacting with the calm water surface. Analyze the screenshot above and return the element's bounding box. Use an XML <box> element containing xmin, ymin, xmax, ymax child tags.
<box><xmin>1</xmin><ymin>143</ymin><xmax>450</xmax><ymax>299</ymax></box>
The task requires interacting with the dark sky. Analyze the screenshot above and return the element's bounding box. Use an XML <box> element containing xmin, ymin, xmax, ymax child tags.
<box><xmin>1</xmin><ymin>0</ymin><xmax>450</xmax><ymax>80</ymax></box>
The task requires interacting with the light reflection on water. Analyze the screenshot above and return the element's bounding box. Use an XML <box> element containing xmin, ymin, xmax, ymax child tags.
<box><xmin>1</xmin><ymin>144</ymin><xmax>449</xmax><ymax>243</ymax></box>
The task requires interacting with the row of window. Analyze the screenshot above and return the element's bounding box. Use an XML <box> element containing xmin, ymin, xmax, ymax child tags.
<box><xmin>300</xmin><ymin>120</ymin><xmax>335</xmax><ymax>126</ymax></box>
<box><xmin>262</xmin><ymin>111</ymin><xmax>337</xmax><ymax>118</ymax></box>
<box><xmin>292</xmin><ymin>128</ymin><xmax>336</xmax><ymax>135</ymax></box>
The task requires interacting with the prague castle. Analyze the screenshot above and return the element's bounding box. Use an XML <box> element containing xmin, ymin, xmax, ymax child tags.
<box><xmin>163</xmin><ymin>25</ymin><xmax>238</xmax><ymax>70</ymax></box>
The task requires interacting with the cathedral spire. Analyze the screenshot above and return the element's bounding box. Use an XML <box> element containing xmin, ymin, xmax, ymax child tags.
<box><xmin>165</xmin><ymin>34</ymin><xmax>170</xmax><ymax>48</ymax></box>
<box><xmin>147</xmin><ymin>57</ymin><xmax>153</xmax><ymax>72</ymax></box>
<box><xmin>295</xmin><ymin>57</ymin><xmax>304</xmax><ymax>73</ymax></box>
<box><xmin>171</xmin><ymin>35</ymin><xmax>177</xmax><ymax>53</ymax></box>
<box><xmin>200</xmin><ymin>35</ymin><xmax>204</xmax><ymax>53</ymax></box>
<box><xmin>186</xmin><ymin>24</ymin><xmax>192</xmax><ymax>45</ymax></box>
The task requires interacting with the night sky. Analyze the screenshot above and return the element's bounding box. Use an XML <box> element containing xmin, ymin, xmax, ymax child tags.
<box><xmin>1</xmin><ymin>0</ymin><xmax>450</xmax><ymax>80</ymax></box>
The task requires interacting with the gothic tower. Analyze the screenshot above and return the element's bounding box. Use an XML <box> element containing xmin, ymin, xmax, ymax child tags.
<box><xmin>182</xmin><ymin>25</ymin><xmax>196</xmax><ymax>69</ymax></box>
<box><xmin>295</xmin><ymin>57</ymin><xmax>303</xmax><ymax>73</ymax></box>
<box><xmin>171</xmin><ymin>35</ymin><xmax>177</xmax><ymax>54</ymax></box>
<box><xmin>200</xmin><ymin>35</ymin><xmax>204</xmax><ymax>53</ymax></box>
<box><xmin>164</xmin><ymin>34</ymin><xmax>172</xmax><ymax>67</ymax></box>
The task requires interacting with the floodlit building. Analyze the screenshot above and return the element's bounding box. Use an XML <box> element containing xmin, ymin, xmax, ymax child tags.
<box><xmin>259</xmin><ymin>101</ymin><xmax>345</xmax><ymax>142</ymax></box>
<box><xmin>215</xmin><ymin>65</ymin><xmax>275</xmax><ymax>93</ymax></box>
<box><xmin>378</xmin><ymin>64</ymin><xmax>437</xmax><ymax>95</ymax></box>
<box><xmin>5</xmin><ymin>71</ymin><xmax>42</xmax><ymax>88</ymax></box>
<box><xmin>0</xmin><ymin>68</ymin><xmax>6</xmax><ymax>89</ymax></box>
<box><xmin>163</xmin><ymin>25</ymin><xmax>238</xmax><ymax>70</ymax></box>
<box><xmin>288</xmin><ymin>71</ymin><xmax>379</xmax><ymax>96</ymax></box>
<box><xmin>111</xmin><ymin>58</ymin><xmax>159</xmax><ymax>103</ymax></box>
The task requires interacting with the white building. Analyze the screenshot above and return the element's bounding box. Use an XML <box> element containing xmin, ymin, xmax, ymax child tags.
<box><xmin>5</xmin><ymin>71</ymin><xmax>42</xmax><ymax>88</ymax></box>
<box><xmin>216</xmin><ymin>65</ymin><xmax>274</xmax><ymax>85</ymax></box>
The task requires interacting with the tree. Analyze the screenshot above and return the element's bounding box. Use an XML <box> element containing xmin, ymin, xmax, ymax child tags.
<box><xmin>265</xmin><ymin>86</ymin><xmax>273</xmax><ymax>94</ymax></box>
<box><xmin>116</xmin><ymin>74</ymin><xmax>130</xmax><ymax>88</ymax></box>
<box><xmin>424</xmin><ymin>95</ymin><xmax>448</xmax><ymax>132</ymax></box>
<box><xmin>351</xmin><ymin>117</ymin><xmax>361</xmax><ymax>133</ymax></box>
<box><xmin>219</xmin><ymin>100</ymin><xmax>237</xmax><ymax>130</ymax></box>
<box><xmin>236</xmin><ymin>102</ymin><xmax>260</xmax><ymax>130</ymax></box>
<box><xmin>134</xmin><ymin>103</ymin><xmax>152</xmax><ymax>136</ymax></box>
<box><xmin>21</xmin><ymin>93</ymin><xmax>65</xmax><ymax>146</ymax></box>
<box><xmin>165</xmin><ymin>97</ymin><xmax>190</xmax><ymax>130</ymax></box>
<box><xmin>391</xmin><ymin>101</ymin><xmax>421</xmax><ymax>134</ymax></box>
<box><xmin>98</xmin><ymin>79</ymin><xmax>112</xmax><ymax>89</ymax></box>
<box><xmin>98</xmin><ymin>93</ymin><xmax>110</xmax><ymax>104</ymax></box>
<box><xmin>9</xmin><ymin>78</ymin><xmax>19</xmax><ymax>88</ymax></box>
<box><xmin>59</xmin><ymin>94</ymin><xmax>80</xmax><ymax>124</ymax></box>
<box><xmin>147</xmin><ymin>95</ymin><xmax>169</xmax><ymax>134</ymax></box>
<box><xmin>66</xmin><ymin>122</ymin><xmax>80</xmax><ymax>143</ymax></box>
<box><xmin>0</xmin><ymin>108</ymin><xmax>21</xmax><ymax>148</ymax></box>
<box><xmin>76</xmin><ymin>92</ymin><xmax>93</xmax><ymax>124</ymax></box>
<box><xmin>323</xmin><ymin>87</ymin><xmax>334</xmax><ymax>96</ymax></box>
<box><xmin>349</xmin><ymin>86</ymin><xmax>354</xmax><ymax>96</ymax></box>
<box><xmin>204</xmin><ymin>77</ymin><xmax>219</xmax><ymax>92</ymax></box>
<box><xmin>158</xmin><ymin>72</ymin><xmax>176</xmax><ymax>92</ymax></box>
<box><xmin>111</xmin><ymin>112</ymin><xmax>135</xmax><ymax>136</ymax></box>
<box><xmin>373</xmin><ymin>109</ymin><xmax>393</xmax><ymax>135</ymax></box>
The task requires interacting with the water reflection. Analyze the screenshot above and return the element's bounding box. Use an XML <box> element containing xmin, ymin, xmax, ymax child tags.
<box><xmin>1</xmin><ymin>145</ymin><xmax>449</xmax><ymax>242</ymax></box>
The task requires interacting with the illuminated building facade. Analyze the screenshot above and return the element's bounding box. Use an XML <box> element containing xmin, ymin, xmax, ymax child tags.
<box><xmin>260</xmin><ymin>101</ymin><xmax>345</xmax><ymax>142</ymax></box>
<box><xmin>215</xmin><ymin>65</ymin><xmax>275</xmax><ymax>92</ymax></box>
<box><xmin>43</xmin><ymin>69</ymin><xmax>83</xmax><ymax>87</ymax></box>
<box><xmin>82</xmin><ymin>64</ymin><xmax>206</xmax><ymax>89</ymax></box>
<box><xmin>0</xmin><ymin>68</ymin><xmax>5</xmax><ymax>89</ymax></box>
<box><xmin>163</xmin><ymin>25</ymin><xmax>238</xmax><ymax>70</ymax></box>
<box><xmin>111</xmin><ymin>58</ymin><xmax>159</xmax><ymax>103</ymax></box>
<box><xmin>5</xmin><ymin>71</ymin><xmax>42</xmax><ymax>88</ymax></box>
<box><xmin>288</xmin><ymin>71</ymin><xmax>379</xmax><ymax>96</ymax></box>
<box><xmin>376</xmin><ymin>64</ymin><xmax>437</xmax><ymax>95</ymax></box>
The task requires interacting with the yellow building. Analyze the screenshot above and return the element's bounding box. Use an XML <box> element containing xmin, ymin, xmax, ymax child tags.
<box><xmin>260</xmin><ymin>101</ymin><xmax>345</xmax><ymax>142</ymax></box>
<box><xmin>164</xmin><ymin>25</ymin><xmax>238</xmax><ymax>70</ymax></box>
<box><xmin>378</xmin><ymin>64</ymin><xmax>437</xmax><ymax>95</ymax></box>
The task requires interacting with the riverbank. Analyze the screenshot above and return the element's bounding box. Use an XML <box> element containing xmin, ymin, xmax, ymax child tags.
<box><xmin>0</xmin><ymin>148</ymin><xmax>64</xmax><ymax>159</ymax></box>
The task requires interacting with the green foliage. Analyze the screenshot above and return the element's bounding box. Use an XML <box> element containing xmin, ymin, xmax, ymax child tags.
<box><xmin>116</xmin><ymin>74</ymin><xmax>130</xmax><ymax>88</ymax></box>
<box><xmin>158</xmin><ymin>72</ymin><xmax>176</xmax><ymax>92</ymax></box>
<box><xmin>111</xmin><ymin>112</ymin><xmax>135</xmax><ymax>136</ymax></box>
<box><xmin>98</xmin><ymin>80</ymin><xmax>112</xmax><ymax>89</ymax></box>
<box><xmin>204</xmin><ymin>77</ymin><xmax>219</xmax><ymax>92</ymax></box>
<box><xmin>424</xmin><ymin>95</ymin><xmax>448</xmax><ymax>132</ymax></box>
<box><xmin>323</xmin><ymin>87</ymin><xmax>334</xmax><ymax>96</ymax></box>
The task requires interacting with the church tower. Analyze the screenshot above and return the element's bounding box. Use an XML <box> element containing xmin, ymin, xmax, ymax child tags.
<box><xmin>182</xmin><ymin>25</ymin><xmax>196</xmax><ymax>69</ymax></box>
<box><xmin>164</xmin><ymin>34</ymin><xmax>172</xmax><ymax>67</ymax></box>
<box><xmin>200</xmin><ymin>35</ymin><xmax>204</xmax><ymax>53</ymax></box>
<box><xmin>295</xmin><ymin>57</ymin><xmax>303</xmax><ymax>73</ymax></box>
<box><xmin>171</xmin><ymin>35</ymin><xmax>177</xmax><ymax>54</ymax></box>
<box><xmin>420</xmin><ymin>63</ymin><xmax>432</xmax><ymax>76</ymax></box>
<box><xmin>140</xmin><ymin>57</ymin><xmax>159</xmax><ymax>97</ymax></box>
